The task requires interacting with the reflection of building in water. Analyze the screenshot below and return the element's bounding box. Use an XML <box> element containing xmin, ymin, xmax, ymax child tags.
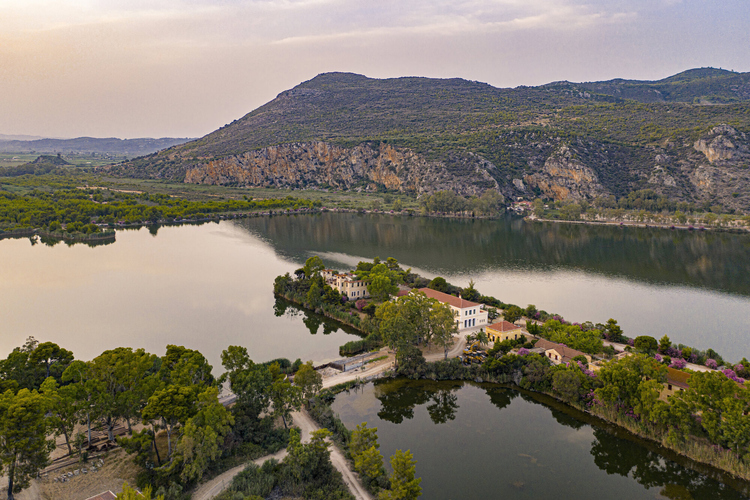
<box><xmin>322</xmin><ymin>269</ymin><xmax>370</xmax><ymax>299</ymax></box>
<box><xmin>418</xmin><ymin>288</ymin><xmax>488</xmax><ymax>331</ymax></box>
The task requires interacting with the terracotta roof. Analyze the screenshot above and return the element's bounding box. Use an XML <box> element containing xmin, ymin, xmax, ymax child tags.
<box><xmin>487</xmin><ymin>321</ymin><xmax>521</xmax><ymax>332</ymax></box>
<box><xmin>417</xmin><ymin>288</ymin><xmax>480</xmax><ymax>309</ymax></box>
<box><xmin>85</xmin><ymin>492</ymin><xmax>118</xmax><ymax>500</ymax></box>
<box><xmin>666</xmin><ymin>367</ymin><xmax>691</xmax><ymax>389</ymax></box>
<box><xmin>396</xmin><ymin>289</ymin><xmax>410</xmax><ymax>297</ymax></box>
<box><xmin>535</xmin><ymin>339</ymin><xmax>589</xmax><ymax>363</ymax></box>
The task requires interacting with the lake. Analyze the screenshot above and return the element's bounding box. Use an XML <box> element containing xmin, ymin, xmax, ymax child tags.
<box><xmin>332</xmin><ymin>379</ymin><xmax>750</xmax><ymax>499</ymax></box>
<box><xmin>1</xmin><ymin>212</ymin><xmax>750</xmax><ymax>366</ymax></box>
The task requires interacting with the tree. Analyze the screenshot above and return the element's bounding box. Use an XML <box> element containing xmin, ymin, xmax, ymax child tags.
<box><xmin>270</xmin><ymin>377</ymin><xmax>303</xmax><ymax>429</ymax></box>
<box><xmin>0</xmin><ymin>389</ymin><xmax>54</xmax><ymax>500</ymax></box>
<box><xmin>427</xmin><ymin>277</ymin><xmax>449</xmax><ymax>293</ymax></box>
<box><xmin>356</xmin><ymin>446</ymin><xmax>384</xmax><ymax>481</ymax></box>
<box><xmin>503</xmin><ymin>305</ymin><xmax>524</xmax><ymax>324</ymax></box>
<box><xmin>294</xmin><ymin>361</ymin><xmax>323</xmax><ymax>401</ymax></box>
<box><xmin>604</xmin><ymin>319</ymin><xmax>625</xmax><ymax>343</ymax></box>
<box><xmin>379</xmin><ymin>449</ymin><xmax>422</xmax><ymax>500</ymax></box>
<box><xmin>634</xmin><ymin>336</ymin><xmax>658</xmax><ymax>354</ymax></box>
<box><xmin>302</xmin><ymin>256</ymin><xmax>325</xmax><ymax>279</ymax></box>
<box><xmin>351</xmin><ymin>422</ymin><xmax>384</xmax><ymax>481</ymax></box>
<box><xmin>28</xmin><ymin>342</ymin><xmax>73</xmax><ymax>381</ymax></box>
<box><xmin>61</xmin><ymin>360</ymin><xmax>101</xmax><ymax>447</ymax></box>
<box><xmin>174</xmin><ymin>387</ymin><xmax>234</xmax><ymax>482</ymax></box>
<box><xmin>369</xmin><ymin>274</ymin><xmax>398</xmax><ymax>302</ymax></box>
<box><xmin>40</xmin><ymin>378</ymin><xmax>79</xmax><ymax>455</ymax></box>
<box><xmin>429</xmin><ymin>302</ymin><xmax>458</xmax><ymax>359</ymax></box>
<box><xmin>658</xmin><ymin>335</ymin><xmax>672</xmax><ymax>355</ymax></box>
<box><xmin>142</xmin><ymin>385</ymin><xmax>198</xmax><ymax>460</ymax></box>
<box><xmin>117</xmin><ymin>484</ymin><xmax>164</xmax><ymax>500</ymax></box>
<box><xmin>461</xmin><ymin>280</ymin><xmax>480</xmax><ymax>302</ymax></box>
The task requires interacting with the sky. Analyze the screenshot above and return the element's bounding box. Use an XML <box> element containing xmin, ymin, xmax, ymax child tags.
<box><xmin>0</xmin><ymin>0</ymin><xmax>748</xmax><ymax>139</ymax></box>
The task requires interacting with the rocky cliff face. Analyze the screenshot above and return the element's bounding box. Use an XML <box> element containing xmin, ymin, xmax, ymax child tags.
<box><xmin>182</xmin><ymin>141</ymin><xmax>499</xmax><ymax>196</ymax></box>
<box><xmin>523</xmin><ymin>145</ymin><xmax>607</xmax><ymax>201</ymax></box>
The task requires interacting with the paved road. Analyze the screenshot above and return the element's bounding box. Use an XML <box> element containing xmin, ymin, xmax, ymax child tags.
<box><xmin>321</xmin><ymin>333</ymin><xmax>468</xmax><ymax>390</ymax></box>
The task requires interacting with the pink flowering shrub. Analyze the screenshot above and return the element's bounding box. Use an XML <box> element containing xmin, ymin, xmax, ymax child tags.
<box><xmin>705</xmin><ymin>358</ymin><xmax>718</xmax><ymax>369</ymax></box>
<box><xmin>517</xmin><ymin>348</ymin><xmax>529</xmax><ymax>356</ymax></box>
<box><xmin>355</xmin><ymin>299</ymin><xmax>367</xmax><ymax>312</ymax></box>
<box><xmin>670</xmin><ymin>358</ymin><xmax>687</xmax><ymax>369</ymax></box>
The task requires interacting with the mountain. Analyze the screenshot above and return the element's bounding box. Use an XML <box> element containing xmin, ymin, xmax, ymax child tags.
<box><xmin>110</xmin><ymin>68</ymin><xmax>750</xmax><ymax>212</ymax></box>
<box><xmin>0</xmin><ymin>154</ymin><xmax>73</xmax><ymax>177</ymax></box>
<box><xmin>0</xmin><ymin>134</ymin><xmax>46</xmax><ymax>141</ymax></box>
<box><xmin>0</xmin><ymin>137</ymin><xmax>193</xmax><ymax>156</ymax></box>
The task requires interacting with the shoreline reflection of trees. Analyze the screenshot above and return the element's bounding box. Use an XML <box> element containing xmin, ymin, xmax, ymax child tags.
<box><xmin>273</xmin><ymin>297</ymin><xmax>355</xmax><ymax>336</ymax></box>
<box><xmin>369</xmin><ymin>380</ymin><xmax>748</xmax><ymax>499</ymax></box>
<box><xmin>237</xmin><ymin>213</ymin><xmax>750</xmax><ymax>296</ymax></box>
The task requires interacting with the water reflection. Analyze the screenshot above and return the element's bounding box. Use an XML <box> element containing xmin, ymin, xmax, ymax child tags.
<box><xmin>274</xmin><ymin>297</ymin><xmax>355</xmax><ymax>336</ymax></box>
<box><xmin>373</xmin><ymin>380</ymin><xmax>463</xmax><ymax>425</ymax></box>
<box><xmin>236</xmin><ymin>213</ymin><xmax>750</xmax><ymax>296</ymax></box>
<box><xmin>333</xmin><ymin>380</ymin><xmax>749</xmax><ymax>499</ymax></box>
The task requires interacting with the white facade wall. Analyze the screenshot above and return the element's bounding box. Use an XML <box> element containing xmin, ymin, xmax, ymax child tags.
<box><xmin>453</xmin><ymin>304</ymin><xmax>488</xmax><ymax>331</ymax></box>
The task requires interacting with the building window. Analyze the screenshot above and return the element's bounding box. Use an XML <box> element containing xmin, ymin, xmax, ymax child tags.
<box><xmin>668</xmin><ymin>384</ymin><xmax>672</xmax><ymax>391</ymax></box>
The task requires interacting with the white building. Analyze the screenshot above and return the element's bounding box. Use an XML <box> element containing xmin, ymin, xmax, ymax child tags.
<box><xmin>418</xmin><ymin>288</ymin><xmax>488</xmax><ymax>331</ymax></box>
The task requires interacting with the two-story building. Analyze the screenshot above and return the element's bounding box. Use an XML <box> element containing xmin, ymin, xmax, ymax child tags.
<box><xmin>418</xmin><ymin>288</ymin><xmax>488</xmax><ymax>331</ymax></box>
<box><xmin>322</xmin><ymin>270</ymin><xmax>370</xmax><ymax>300</ymax></box>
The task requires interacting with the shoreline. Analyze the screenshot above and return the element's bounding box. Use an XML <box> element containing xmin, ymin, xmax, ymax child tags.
<box><xmin>526</xmin><ymin>214</ymin><xmax>750</xmax><ymax>234</ymax></box>
<box><xmin>279</xmin><ymin>288</ymin><xmax>750</xmax><ymax>487</ymax></box>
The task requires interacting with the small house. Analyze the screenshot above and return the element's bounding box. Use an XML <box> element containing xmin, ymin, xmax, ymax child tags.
<box><xmin>487</xmin><ymin>320</ymin><xmax>527</xmax><ymax>343</ymax></box>
<box><xmin>535</xmin><ymin>338</ymin><xmax>592</xmax><ymax>366</ymax></box>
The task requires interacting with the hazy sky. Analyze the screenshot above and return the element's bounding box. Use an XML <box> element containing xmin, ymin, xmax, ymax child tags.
<box><xmin>1</xmin><ymin>0</ymin><xmax>748</xmax><ymax>139</ymax></box>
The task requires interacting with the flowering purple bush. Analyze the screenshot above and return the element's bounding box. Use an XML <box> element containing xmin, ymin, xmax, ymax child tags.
<box><xmin>735</xmin><ymin>364</ymin><xmax>744</xmax><ymax>373</ymax></box>
<box><xmin>654</xmin><ymin>353</ymin><xmax>663</xmax><ymax>363</ymax></box>
<box><xmin>670</xmin><ymin>358</ymin><xmax>687</xmax><ymax>369</ymax></box>
<box><xmin>721</xmin><ymin>369</ymin><xmax>746</xmax><ymax>384</ymax></box>
<box><xmin>705</xmin><ymin>358</ymin><xmax>718</xmax><ymax>369</ymax></box>
<box><xmin>576</xmin><ymin>361</ymin><xmax>597</xmax><ymax>378</ymax></box>
<box><xmin>627</xmin><ymin>338</ymin><xmax>635</xmax><ymax>347</ymax></box>
<box><xmin>666</xmin><ymin>347</ymin><xmax>681</xmax><ymax>358</ymax></box>
<box><xmin>517</xmin><ymin>347</ymin><xmax>529</xmax><ymax>356</ymax></box>
<box><xmin>355</xmin><ymin>299</ymin><xmax>367</xmax><ymax>312</ymax></box>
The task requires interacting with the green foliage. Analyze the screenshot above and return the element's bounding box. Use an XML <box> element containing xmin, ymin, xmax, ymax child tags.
<box><xmin>0</xmin><ymin>388</ymin><xmax>54</xmax><ymax>500</ymax></box>
<box><xmin>634</xmin><ymin>336</ymin><xmax>658</xmax><ymax>354</ymax></box>
<box><xmin>538</xmin><ymin>320</ymin><xmax>603</xmax><ymax>355</ymax></box>
<box><xmin>502</xmin><ymin>305</ymin><xmax>524</xmax><ymax>324</ymax></box>
<box><xmin>117</xmin><ymin>483</ymin><xmax>164</xmax><ymax>500</ymax></box>
<box><xmin>294</xmin><ymin>361</ymin><xmax>323</xmax><ymax>400</ymax></box>
<box><xmin>379</xmin><ymin>449</ymin><xmax>422</xmax><ymax>500</ymax></box>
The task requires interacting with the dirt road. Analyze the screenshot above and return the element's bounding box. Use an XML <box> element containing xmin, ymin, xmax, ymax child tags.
<box><xmin>191</xmin><ymin>448</ymin><xmax>288</xmax><ymax>500</ymax></box>
<box><xmin>192</xmin><ymin>410</ymin><xmax>372</xmax><ymax>500</ymax></box>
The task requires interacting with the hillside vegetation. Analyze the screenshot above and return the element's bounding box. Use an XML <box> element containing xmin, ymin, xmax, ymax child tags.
<box><xmin>111</xmin><ymin>68</ymin><xmax>750</xmax><ymax>212</ymax></box>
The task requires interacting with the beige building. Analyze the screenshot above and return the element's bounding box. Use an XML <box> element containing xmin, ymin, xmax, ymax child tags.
<box><xmin>322</xmin><ymin>270</ymin><xmax>369</xmax><ymax>300</ymax></box>
<box><xmin>660</xmin><ymin>367</ymin><xmax>691</xmax><ymax>400</ymax></box>
<box><xmin>535</xmin><ymin>338</ymin><xmax>592</xmax><ymax>366</ymax></box>
<box><xmin>418</xmin><ymin>288</ymin><xmax>488</xmax><ymax>331</ymax></box>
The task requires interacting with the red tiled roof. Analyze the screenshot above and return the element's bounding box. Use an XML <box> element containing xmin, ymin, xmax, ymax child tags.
<box><xmin>487</xmin><ymin>321</ymin><xmax>521</xmax><ymax>332</ymax></box>
<box><xmin>535</xmin><ymin>339</ymin><xmax>589</xmax><ymax>363</ymax></box>
<box><xmin>396</xmin><ymin>289</ymin><xmax>410</xmax><ymax>297</ymax></box>
<box><xmin>666</xmin><ymin>367</ymin><xmax>691</xmax><ymax>389</ymax></box>
<box><xmin>417</xmin><ymin>288</ymin><xmax>480</xmax><ymax>309</ymax></box>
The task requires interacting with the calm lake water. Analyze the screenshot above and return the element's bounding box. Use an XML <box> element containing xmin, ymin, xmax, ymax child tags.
<box><xmin>2</xmin><ymin>212</ymin><xmax>750</xmax><ymax>365</ymax></box>
<box><xmin>332</xmin><ymin>380</ymin><xmax>750</xmax><ymax>500</ymax></box>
